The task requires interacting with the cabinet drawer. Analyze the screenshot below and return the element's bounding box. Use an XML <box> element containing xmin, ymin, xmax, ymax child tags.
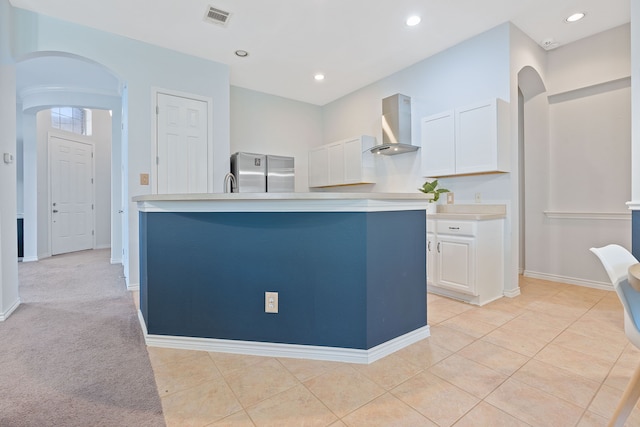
<box><xmin>436</xmin><ymin>220</ymin><xmax>476</xmax><ymax>236</ymax></box>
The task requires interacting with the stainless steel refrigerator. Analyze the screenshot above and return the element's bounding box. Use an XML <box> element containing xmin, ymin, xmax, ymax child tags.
<box><xmin>230</xmin><ymin>152</ymin><xmax>295</xmax><ymax>193</ymax></box>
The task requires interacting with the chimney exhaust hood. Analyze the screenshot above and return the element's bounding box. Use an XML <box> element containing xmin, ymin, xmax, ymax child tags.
<box><xmin>371</xmin><ymin>93</ymin><xmax>419</xmax><ymax>155</ymax></box>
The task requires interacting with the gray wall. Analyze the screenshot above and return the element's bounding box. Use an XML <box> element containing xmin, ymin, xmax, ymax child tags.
<box><xmin>230</xmin><ymin>87</ymin><xmax>323</xmax><ymax>192</ymax></box>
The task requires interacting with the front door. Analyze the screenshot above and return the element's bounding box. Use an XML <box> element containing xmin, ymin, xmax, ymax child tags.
<box><xmin>156</xmin><ymin>93</ymin><xmax>209</xmax><ymax>194</ymax></box>
<box><xmin>50</xmin><ymin>135</ymin><xmax>94</xmax><ymax>255</ymax></box>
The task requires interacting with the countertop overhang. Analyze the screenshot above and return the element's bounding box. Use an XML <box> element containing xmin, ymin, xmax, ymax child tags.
<box><xmin>134</xmin><ymin>192</ymin><xmax>429</xmax><ymax>213</ymax></box>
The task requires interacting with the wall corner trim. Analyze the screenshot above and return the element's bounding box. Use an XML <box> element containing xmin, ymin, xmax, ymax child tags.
<box><xmin>0</xmin><ymin>298</ymin><xmax>21</xmax><ymax>322</ymax></box>
<box><xmin>626</xmin><ymin>201</ymin><xmax>640</xmax><ymax>210</ymax></box>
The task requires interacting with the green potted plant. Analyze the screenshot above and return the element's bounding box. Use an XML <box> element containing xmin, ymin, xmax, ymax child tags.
<box><xmin>419</xmin><ymin>180</ymin><xmax>449</xmax><ymax>213</ymax></box>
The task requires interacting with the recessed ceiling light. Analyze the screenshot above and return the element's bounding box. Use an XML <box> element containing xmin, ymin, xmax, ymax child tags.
<box><xmin>234</xmin><ymin>50</ymin><xmax>249</xmax><ymax>57</ymax></box>
<box><xmin>565</xmin><ymin>12</ymin><xmax>586</xmax><ymax>23</ymax></box>
<box><xmin>314</xmin><ymin>74</ymin><xmax>325</xmax><ymax>81</ymax></box>
<box><xmin>406</xmin><ymin>15</ymin><xmax>421</xmax><ymax>27</ymax></box>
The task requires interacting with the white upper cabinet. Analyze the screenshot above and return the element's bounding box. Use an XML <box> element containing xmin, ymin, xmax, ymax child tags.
<box><xmin>308</xmin><ymin>135</ymin><xmax>376</xmax><ymax>187</ymax></box>
<box><xmin>328</xmin><ymin>142</ymin><xmax>345</xmax><ymax>185</ymax></box>
<box><xmin>421</xmin><ymin>98</ymin><xmax>509</xmax><ymax>177</ymax></box>
<box><xmin>308</xmin><ymin>145</ymin><xmax>329</xmax><ymax>188</ymax></box>
<box><xmin>421</xmin><ymin>110</ymin><xmax>455</xmax><ymax>177</ymax></box>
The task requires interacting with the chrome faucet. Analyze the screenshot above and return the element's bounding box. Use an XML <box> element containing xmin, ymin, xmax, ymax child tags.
<box><xmin>224</xmin><ymin>172</ymin><xmax>236</xmax><ymax>193</ymax></box>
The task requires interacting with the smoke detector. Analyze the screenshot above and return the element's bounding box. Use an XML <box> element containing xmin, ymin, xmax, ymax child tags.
<box><xmin>204</xmin><ymin>6</ymin><xmax>231</xmax><ymax>26</ymax></box>
<box><xmin>541</xmin><ymin>38</ymin><xmax>559</xmax><ymax>50</ymax></box>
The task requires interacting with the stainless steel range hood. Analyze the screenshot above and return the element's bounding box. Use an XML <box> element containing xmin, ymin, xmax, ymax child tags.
<box><xmin>371</xmin><ymin>93</ymin><xmax>420</xmax><ymax>155</ymax></box>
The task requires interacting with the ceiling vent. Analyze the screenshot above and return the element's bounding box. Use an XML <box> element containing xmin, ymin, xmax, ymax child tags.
<box><xmin>204</xmin><ymin>6</ymin><xmax>231</xmax><ymax>26</ymax></box>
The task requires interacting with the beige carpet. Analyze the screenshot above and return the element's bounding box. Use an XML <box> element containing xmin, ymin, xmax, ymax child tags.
<box><xmin>0</xmin><ymin>249</ymin><xmax>165</xmax><ymax>427</ymax></box>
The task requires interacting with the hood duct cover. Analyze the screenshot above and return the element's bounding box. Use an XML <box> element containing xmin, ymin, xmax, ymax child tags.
<box><xmin>371</xmin><ymin>93</ymin><xmax>419</xmax><ymax>155</ymax></box>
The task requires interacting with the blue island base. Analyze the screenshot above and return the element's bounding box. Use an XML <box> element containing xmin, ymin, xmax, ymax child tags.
<box><xmin>139</xmin><ymin>209</ymin><xmax>429</xmax><ymax>364</ymax></box>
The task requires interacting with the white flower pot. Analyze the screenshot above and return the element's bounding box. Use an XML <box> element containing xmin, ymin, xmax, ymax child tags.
<box><xmin>426</xmin><ymin>203</ymin><xmax>437</xmax><ymax>214</ymax></box>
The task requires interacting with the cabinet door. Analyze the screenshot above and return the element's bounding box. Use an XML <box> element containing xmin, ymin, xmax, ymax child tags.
<box><xmin>328</xmin><ymin>142</ymin><xmax>345</xmax><ymax>185</ymax></box>
<box><xmin>437</xmin><ymin>235</ymin><xmax>476</xmax><ymax>295</ymax></box>
<box><xmin>343</xmin><ymin>137</ymin><xmax>363</xmax><ymax>183</ymax></box>
<box><xmin>308</xmin><ymin>146</ymin><xmax>328</xmax><ymax>187</ymax></box>
<box><xmin>455</xmin><ymin>100</ymin><xmax>497</xmax><ymax>175</ymax></box>
<box><xmin>426</xmin><ymin>232</ymin><xmax>436</xmax><ymax>286</ymax></box>
<box><xmin>421</xmin><ymin>111</ymin><xmax>455</xmax><ymax>177</ymax></box>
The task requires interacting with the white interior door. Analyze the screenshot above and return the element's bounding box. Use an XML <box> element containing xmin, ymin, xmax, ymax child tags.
<box><xmin>156</xmin><ymin>93</ymin><xmax>208</xmax><ymax>194</ymax></box>
<box><xmin>50</xmin><ymin>135</ymin><xmax>94</xmax><ymax>255</ymax></box>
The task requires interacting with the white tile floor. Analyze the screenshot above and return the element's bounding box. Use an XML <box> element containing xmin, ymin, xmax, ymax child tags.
<box><xmin>143</xmin><ymin>277</ymin><xmax>640</xmax><ymax>426</ymax></box>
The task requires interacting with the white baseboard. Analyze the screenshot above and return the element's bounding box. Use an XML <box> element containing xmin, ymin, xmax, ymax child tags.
<box><xmin>127</xmin><ymin>282</ymin><xmax>140</xmax><ymax>292</ymax></box>
<box><xmin>0</xmin><ymin>298</ymin><xmax>21</xmax><ymax>321</ymax></box>
<box><xmin>110</xmin><ymin>258</ymin><xmax>122</xmax><ymax>265</ymax></box>
<box><xmin>21</xmin><ymin>256</ymin><xmax>39</xmax><ymax>263</ymax></box>
<box><xmin>95</xmin><ymin>244</ymin><xmax>111</xmax><ymax>250</ymax></box>
<box><xmin>503</xmin><ymin>287</ymin><xmax>521</xmax><ymax>298</ymax></box>
<box><xmin>427</xmin><ymin>284</ymin><xmax>512</xmax><ymax>306</ymax></box>
<box><xmin>137</xmin><ymin>310</ymin><xmax>430</xmax><ymax>364</ymax></box>
<box><xmin>523</xmin><ymin>270</ymin><xmax>613</xmax><ymax>291</ymax></box>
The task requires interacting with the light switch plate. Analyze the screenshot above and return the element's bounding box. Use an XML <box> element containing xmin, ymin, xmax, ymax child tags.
<box><xmin>140</xmin><ymin>173</ymin><xmax>149</xmax><ymax>185</ymax></box>
<box><xmin>3</xmin><ymin>153</ymin><xmax>14</xmax><ymax>164</ymax></box>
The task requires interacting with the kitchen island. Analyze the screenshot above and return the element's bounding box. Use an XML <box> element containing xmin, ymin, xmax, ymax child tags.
<box><xmin>134</xmin><ymin>193</ymin><xmax>429</xmax><ymax>364</ymax></box>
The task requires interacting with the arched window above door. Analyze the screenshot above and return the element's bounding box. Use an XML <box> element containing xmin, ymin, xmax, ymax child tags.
<box><xmin>50</xmin><ymin>107</ymin><xmax>92</xmax><ymax>136</ymax></box>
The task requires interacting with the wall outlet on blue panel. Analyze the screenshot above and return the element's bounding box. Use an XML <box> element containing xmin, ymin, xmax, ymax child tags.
<box><xmin>265</xmin><ymin>291</ymin><xmax>278</xmax><ymax>313</ymax></box>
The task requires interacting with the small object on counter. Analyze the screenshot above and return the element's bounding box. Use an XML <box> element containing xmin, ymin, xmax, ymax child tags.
<box><xmin>419</xmin><ymin>179</ymin><xmax>449</xmax><ymax>202</ymax></box>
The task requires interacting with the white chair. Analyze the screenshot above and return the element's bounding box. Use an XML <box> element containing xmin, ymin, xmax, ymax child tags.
<box><xmin>591</xmin><ymin>244</ymin><xmax>640</xmax><ymax>427</ymax></box>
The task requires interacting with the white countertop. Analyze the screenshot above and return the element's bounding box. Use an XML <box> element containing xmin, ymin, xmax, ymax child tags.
<box><xmin>427</xmin><ymin>204</ymin><xmax>507</xmax><ymax>220</ymax></box>
<box><xmin>134</xmin><ymin>192</ymin><xmax>430</xmax><ymax>213</ymax></box>
<box><xmin>133</xmin><ymin>192</ymin><xmax>428</xmax><ymax>202</ymax></box>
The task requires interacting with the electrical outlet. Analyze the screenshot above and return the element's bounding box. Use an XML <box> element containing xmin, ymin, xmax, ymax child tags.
<box><xmin>446</xmin><ymin>192</ymin><xmax>454</xmax><ymax>204</ymax></box>
<box><xmin>265</xmin><ymin>291</ymin><xmax>278</xmax><ymax>313</ymax></box>
<box><xmin>475</xmin><ymin>192</ymin><xmax>482</xmax><ymax>203</ymax></box>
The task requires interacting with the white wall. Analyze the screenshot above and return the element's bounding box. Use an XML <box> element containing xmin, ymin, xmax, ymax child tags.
<box><xmin>0</xmin><ymin>64</ymin><xmax>19</xmax><ymax>319</ymax></box>
<box><xmin>8</xmin><ymin>6</ymin><xmax>231</xmax><ymax>287</ymax></box>
<box><xmin>233</xmin><ymin>22</ymin><xmax>634</xmax><ymax>291</ymax></box>
<box><xmin>0</xmin><ymin>0</ymin><xmax>20</xmax><ymax>319</ymax></box>
<box><xmin>321</xmin><ymin>24</ymin><xmax>511</xmax><ymax>198</ymax></box>
<box><xmin>319</xmin><ymin>24</ymin><xmax>517</xmax><ymax>290</ymax></box>
<box><xmin>230</xmin><ymin>86</ymin><xmax>323</xmax><ymax>192</ymax></box>
<box><xmin>631</xmin><ymin>1</ymin><xmax>640</xmax><ymax>206</ymax></box>
<box><xmin>90</xmin><ymin>109</ymin><xmax>112</xmax><ymax>249</ymax></box>
<box><xmin>521</xmin><ymin>24</ymin><xmax>632</xmax><ymax>287</ymax></box>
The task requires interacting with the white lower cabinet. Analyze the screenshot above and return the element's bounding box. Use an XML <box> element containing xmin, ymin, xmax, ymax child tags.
<box><xmin>427</xmin><ymin>217</ymin><xmax>503</xmax><ymax>306</ymax></box>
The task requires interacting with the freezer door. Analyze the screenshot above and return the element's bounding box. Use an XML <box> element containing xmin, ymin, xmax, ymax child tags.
<box><xmin>231</xmin><ymin>153</ymin><xmax>266</xmax><ymax>192</ymax></box>
<box><xmin>266</xmin><ymin>155</ymin><xmax>295</xmax><ymax>193</ymax></box>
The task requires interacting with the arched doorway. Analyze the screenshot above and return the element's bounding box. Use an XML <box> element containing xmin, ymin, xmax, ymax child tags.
<box><xmin>15</xmin><ymin>51</ymin><xmax>126</xmax><ymax>269</ymax></box>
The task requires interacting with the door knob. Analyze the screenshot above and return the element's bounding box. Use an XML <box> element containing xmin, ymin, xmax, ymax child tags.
<box><xmin>52</xmin><ymin>210</ymin><xmax>58</xmax><ymax>213</ymax></box>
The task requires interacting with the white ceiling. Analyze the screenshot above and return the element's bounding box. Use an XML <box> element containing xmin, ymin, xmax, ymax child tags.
<box><xmin>9</xmin><ymin>0</ymin><xmax>631</xmax><ymax>106</ymax></box>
